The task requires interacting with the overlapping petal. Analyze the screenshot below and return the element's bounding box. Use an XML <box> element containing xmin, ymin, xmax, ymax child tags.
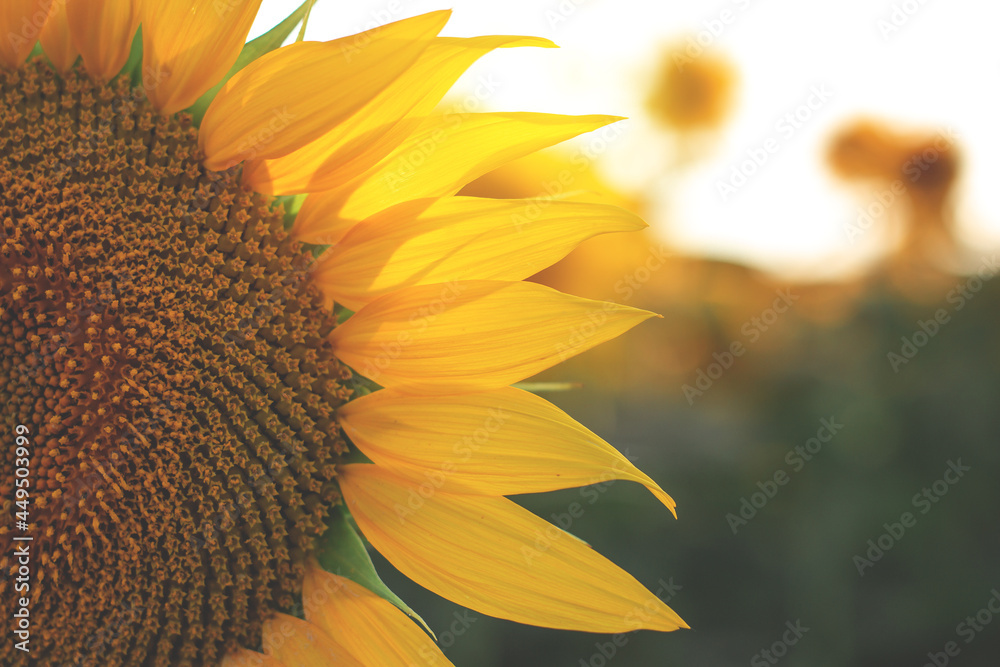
<box><xmin>245</xmin><ymin>35</ymin><xmax>555</xmax><ymax>194</ymax></box>
<box><xmin>140</xmin><ymin>0</ymin><xmax>263</xmax><ymax>115</ymax></box>
<box><xmin>40</xmin><ymin>0</ymin><xmax>77</xmax><ymax>72</ymax></box>
<box><xmin>312</xmin><ymin>196</ymin><xmax>646</xmax><ymax>310</ymax></box>
<box><xmin>0</xmin><ymin>0</ymin><xmax>51</xmax><ymax>69</ymax></box>
<box><xmin>338</xmin><ymin>386</ymin><xmax>677</xmax><ymax>514</ymax></box>
<box><xmin>66</xmin><ymin>0</ymin><xmax>138</xmax><ymax>81</ymax></box>
<box><xmin>303</xmin><ymin>564</ymin><xmax>453</xmax><ymax>666</ymax></box>
<box><xmin>330</xmin><ymin>280</ymin><xmax>657</xmax><ymax>393</ymax></box>
<box><xmin>294</xmin><ymin>112</ymin><xmax>622</xmax><ymax>244</ymax></box>
<box><xmin>339</xmin><ymin>464</ymin><xmax>688</xmax><ymax>633</ymax></box>
<box><xmin>1</xmin><ymin>0</ymin><xmax>685</xmax><ymax>662</ymax></box>
<box><xmin>200</xmin><ymin>11</ymin><xmax>450</xmax><ymax>171</ymax></box>
<box><xmin>262</xmin><ymin>613</ymin><xmax>363</xmax><ymax>667</ymax></box>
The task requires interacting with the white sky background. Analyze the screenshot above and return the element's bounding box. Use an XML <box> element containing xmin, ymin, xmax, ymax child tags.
<box><xmin>252</xmin><ymin>0</ymin><xmax>1000</xmax><ymax>280</ymax></box>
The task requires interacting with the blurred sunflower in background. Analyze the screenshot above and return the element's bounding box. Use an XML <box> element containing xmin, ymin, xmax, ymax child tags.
<box><xmin>0</xmin><ymin>1</ymin><xmax>686</xmax><ymax>665</ymax></box>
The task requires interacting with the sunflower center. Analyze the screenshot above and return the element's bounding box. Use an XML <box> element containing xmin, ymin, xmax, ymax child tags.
<box><xmin>0</xmin><ymin>60</ymin><xmax>350</xmax><ymax>665</ymax></box>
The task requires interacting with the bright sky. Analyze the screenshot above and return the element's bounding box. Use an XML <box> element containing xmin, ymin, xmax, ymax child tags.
<box><xmin>252</xmin><ymin>0</ymin><xmax>1000</xmax><ymax>279</ymax></box>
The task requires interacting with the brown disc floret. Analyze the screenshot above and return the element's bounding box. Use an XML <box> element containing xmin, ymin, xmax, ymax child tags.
<box><xmin>0</xmin><ymin>60</ymin><xmax>351</xmax><ymax>666</ymax></box>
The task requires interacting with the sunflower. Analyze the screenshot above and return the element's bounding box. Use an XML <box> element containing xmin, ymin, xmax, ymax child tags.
<box><xmin>0</xmin><ymin>2</ymin><xmax>687</xmax><ymax>665</ymax></box>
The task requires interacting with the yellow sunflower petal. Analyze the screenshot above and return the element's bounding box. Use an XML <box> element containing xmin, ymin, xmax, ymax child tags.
<box><xmin>40</xmin><ymin>0</ymin><xmax>77</xmax><ymax>72</ymax></box>
<box><xmin>244</xmin><ymin>35</ymin><xmax>554</xmax><ymax>195</ymax></box>
<box><xmin>303</xmin><ymin>564</ymin><xmax>453</xmax><ymax>666</ymax></box>
<box><xmin>66</xmin><ymin>0</ymin><xmax>138</xmax><ymax>81</ymax></box>
<box><xmin>0</xmin><ymin>0</ymin><xmax>49</xmax><ymax>69</ymax></box>
<box><xmin>263</xmin><ymin>613</ymin><xmax>363</xmax><ymax>667</ymax></box>
<box><xmin>140</xmin><ymin>0</ymin><xmax>263</xmax><ymax>115</ymax></box>
<box><xmin>296</xmin><ymin>204</ymin><xmax>358</xmax><ymax>246</ymax></box>
<box><xmin>338</xmin><ymin>386</ymin><xmax>677</xmax><ymax>515</ymax></box>
<box><xmin>330</xmin><ymin>280</ymin><xmax>657</xmax><ymax>393</ymax></box>
<box><xmin>339</xmin><ymin>464</ymin><xmax>688</xmax><ymax>633</ymax></box>
<box><xmin>293</xmin><ymin>112</ymin><xmax>621</xmax><ymax>244</ymax></box>
<box><xmin>200</xmin><ymin>10</ymin><xmax>450</xmax><ymax>171</ymax></box>
<box><xmin>221</xmin><ymin>648</ymin><xmax>288</xmax><ymax>667</ymax></box>
<box><xmin>312</xmin><ymin>196</ymin><xmax>646</xmax><ymax>311</ymax></box>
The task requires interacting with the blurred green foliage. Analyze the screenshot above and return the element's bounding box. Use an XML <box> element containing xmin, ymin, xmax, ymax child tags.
<box><xmin>372</xmin><ymin>276</ymin><xmax>1000</xmax><ymax>666</ymax></box>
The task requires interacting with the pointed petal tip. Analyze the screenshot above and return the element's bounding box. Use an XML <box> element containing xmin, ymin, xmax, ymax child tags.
<box><xmin>637</xmin><ymin>598</ymin><xmax>690</xmax><ymax>633</ymax></box>
<box><xmin>339</xmin><ymin>386</ymin><xmax>679</xmax><ymax>515</ymax></box>
<box><xmin>303</xmin><ymin>564</ymin><xmax>455</xmax><ymax>666</ymax></box>
<box><xmin>202</xmin><ymin>8</ymin><xmax>452</xmax><ymax>171</ymax></box>
<box><xmin>422</xmin><ymin>8</ymin><xmax>453</xmax><ymax>27</ymax></box>
<box><xmin>331</xmin><ymin>281</ymin><xmax>661</xmax><ymax>393</ymax></box>
<box><xmin>314</xmin><ymin>197</ymin><xmax>652</xmax><ymax>311</ymax></box>
<box><xmin>507</xmin><ymin>36</ymin><xmax>559</xmax><ymax>49</ymax></box>
<box><xmin>597</xmin><ymin>204</ymin><xmax>648</xmax><ymax>230</ymax></box>
<box><xmin>652</xmin><ymin>488</ymin><xmax>678</xmax><ymax>519</ymax></box>
<box><xmin>593</xmin><ymin>114</ymin><xmax>627</xmax><ymax>126</ymax></box>
<box><xmin>631</xmin><ymin>213</ymin><xmax>651</xmax><ymax>230</ymax></box>
<box><xmin>340</xmin><ymin>463</ymin><xmax>686</xmax><ymax>634</ymax></box>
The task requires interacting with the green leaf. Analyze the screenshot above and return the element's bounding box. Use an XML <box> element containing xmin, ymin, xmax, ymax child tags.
<box><xmin>317</xmin><ymin>506</ymin><xmax>434</xmax><ymax>636</ymax></box>
<box><xmin>187</xmin><ymin>0</ymin><xmax>314</xmax><ymax>125</ymax></box>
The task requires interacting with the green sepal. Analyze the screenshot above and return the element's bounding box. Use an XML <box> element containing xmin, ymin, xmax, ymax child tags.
<box><xmin>334</xmin><ymin>306</ymin><xmax>355</xmax><ymax>325</ymax></box>
<box><xmin>317</xmin><ymin>505</ymin><xmax>434</xmax><ymax>636</ymax></box>
<box><xmin>307</xmin><ymin>243</ymin><xmax>330</xmax><ymax>259</ymax></box>
<box><xmin>120</xmin><ymin>26</ymin><xmax>144</xmax><ymax>87</ymax></box>
<box><xmin>187</xmin><ymin>0</ymin><xmax>313</xmax><ymax>125</ymax></box>
<box><xmin>337</xmin><ymin>446</ymin><xmax>372</xmax><ymax>465</ymax></box>
<box><xmin>273</xmin><ymin>193</ymin><xmax>307</xmax><ymax>230</ymax></box>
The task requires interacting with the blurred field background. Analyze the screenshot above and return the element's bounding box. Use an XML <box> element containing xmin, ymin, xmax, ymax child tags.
<box><xmin>256</xmin><ymin>1</ymin><xmax>1000</xmax><ymax>664</ymax></box>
